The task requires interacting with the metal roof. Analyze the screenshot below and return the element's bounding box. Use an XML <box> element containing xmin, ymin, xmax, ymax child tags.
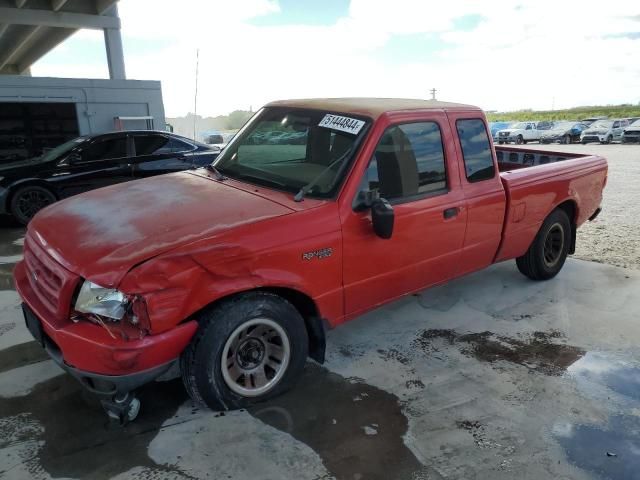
<box><xmin>0</xmin><ymin>0</ymin><xmax>119</xmax><ymax>75</ymax></box>
<box><xmin>266</xmin><ymin>98</ymin><xmax>480</xmax><ymax>119</ymax></box>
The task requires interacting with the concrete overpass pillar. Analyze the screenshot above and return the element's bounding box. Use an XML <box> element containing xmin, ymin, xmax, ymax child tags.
<box><xmin>103</xmin><ymin>5</ymin><xmax>125</xmax><ymax>79</ymax></box>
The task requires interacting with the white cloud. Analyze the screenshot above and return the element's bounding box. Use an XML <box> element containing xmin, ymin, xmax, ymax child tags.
<box><xmin>32</xmin><ymin>0</ymin><xmax>640</xmax><ymax>116</ymax></box>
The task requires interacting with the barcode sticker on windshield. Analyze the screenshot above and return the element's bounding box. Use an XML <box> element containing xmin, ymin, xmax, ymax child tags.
<box><xmin>318</xmin><ymin>114</ymin><xmax>365</xmax><ymax>135</ymax></box>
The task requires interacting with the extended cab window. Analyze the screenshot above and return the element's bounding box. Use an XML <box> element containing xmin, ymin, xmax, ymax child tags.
<box><xmin>456</xmin><ymin>119</ymin><xmax>496</xmax><ymax>182</ymax></box>
<box><xmin>81</xmin><ymin>137</ymin><xmax>127</xmax><ymax>162</ymax></box>
<box><xmin>361</xmin><ymin>122</ymin><xmax>447</xmax><ymax>201</ymax></box>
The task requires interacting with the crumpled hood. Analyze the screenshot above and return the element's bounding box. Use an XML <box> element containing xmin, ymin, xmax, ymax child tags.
<box><xmin>29</xmin><ymin>172</ymin><xmax>294</xmax><ymax>287</ymax></box>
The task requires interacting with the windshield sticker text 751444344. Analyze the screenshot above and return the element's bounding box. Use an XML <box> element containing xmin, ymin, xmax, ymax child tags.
<box><xmin>318</xmin><ymin>114</ymin><xmax>365</xmax><ymax>135</ymax></box>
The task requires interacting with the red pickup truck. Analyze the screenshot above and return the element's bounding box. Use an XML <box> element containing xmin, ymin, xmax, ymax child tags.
<box><xmin>15</xmin><ymin>98</ymin><xmax>607</xmax><ymax>422</ymax></box>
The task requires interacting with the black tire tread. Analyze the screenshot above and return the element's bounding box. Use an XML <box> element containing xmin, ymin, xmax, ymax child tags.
<box><xmin>181</xmin><ymin>291</ymin><xmax>308</xmax><ymax>411</ymax></box>
<box><xmin>516</xmin><ymin>209</ymin><xmax>571</xmax><ymax>281</ymax></box>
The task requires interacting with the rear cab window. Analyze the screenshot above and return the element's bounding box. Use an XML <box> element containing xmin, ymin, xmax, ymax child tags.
<box><xmin>455</xmin><ymin>119</ymin><xmax>496</xmax><ymax>182</ymax></box>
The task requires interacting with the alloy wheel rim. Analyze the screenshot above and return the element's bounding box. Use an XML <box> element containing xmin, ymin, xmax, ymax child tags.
<box><xmin>221</xmin><ymin>317</ymin><xmax>290</xmax><ymax>397</ymax></box>
<box><xmin>17</xmin><ymin>190</ymin><xmax>54</xmax><ymax>220</ymax></box>
<box><xmin>543</xmin><ymin>223</ymin><xmax>565</xmax><ymax>268</ymax></box>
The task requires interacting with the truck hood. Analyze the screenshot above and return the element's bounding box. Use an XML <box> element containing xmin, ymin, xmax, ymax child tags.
<box><xmin>499</xmin><ymin>129</ymin><xmax>523</xmax><ymax>135</ymax></box>
<box><xmin>28</xmin><ymin>172</ymin><xmax>294</xmax><ymax>287</ymax></box>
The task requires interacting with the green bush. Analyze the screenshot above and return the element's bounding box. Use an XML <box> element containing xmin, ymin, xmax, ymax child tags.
<box><xmin>486</xmin><ymin>105</ymin><xmax>640</xmax><ymax>122</ymax></box>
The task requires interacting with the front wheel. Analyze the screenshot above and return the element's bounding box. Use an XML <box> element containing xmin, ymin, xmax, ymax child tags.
<box><xmin>10</xmin><ymin>185</ymin><xmax>56</xmax><ymax>225</ymax></box>
<box><xmin>181</xmin><ymin>292</ymin><xmax>308</xmax><ymax>410</ymax></box>
<box><xmin>516</xmin><ymin>209</ymin><xmax>571</xmax><ymax>281</ymax></box>
<box><xmin>563</xmin><ymin>134</ymin><xmax>572</xmax><ymax>144</ymax></box>
<box><xmin>516</xmin><ymin>135</ymin><xmax>524</xmax><ymax>145</ymax></box>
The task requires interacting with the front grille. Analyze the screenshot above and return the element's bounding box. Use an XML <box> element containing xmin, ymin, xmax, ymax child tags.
<box><xmin>23</xmin><ymin>234</ymin><xmax>78</xmax><ymax>322</ymax></box>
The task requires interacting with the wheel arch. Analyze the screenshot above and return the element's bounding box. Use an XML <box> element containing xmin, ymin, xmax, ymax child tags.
<box><xmin>5</xmin><ymin>179</ymin><xmax>58</xmax><ymax>212</ymax></box>
<box><xmin>554</xmin><ymin>199</ymin><xmax>578</xmax><ymax>254</ymax></box>
<box><xmin>195</xmin><ymin>286</ymin><xmax>327</xmax><ymax>364</ymax></box>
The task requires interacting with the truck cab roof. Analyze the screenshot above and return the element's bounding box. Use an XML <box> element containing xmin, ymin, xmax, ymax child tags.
<box><xmin>266</xmin><ymin>98</ymin><xmax>480</xmax><ymax>120</ymax></box>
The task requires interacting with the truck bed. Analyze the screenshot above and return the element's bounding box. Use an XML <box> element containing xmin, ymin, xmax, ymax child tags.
<box><xmin>494</xmin><ymin>145</ymin><xmax>608</xmax><ymax>262</ymax></box>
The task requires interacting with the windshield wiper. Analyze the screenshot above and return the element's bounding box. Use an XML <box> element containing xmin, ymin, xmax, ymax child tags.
<box><xmin>205</xmin><ymin>163</ymin><xmax>226</xmax><ymax>180</ymax></box>
<box><xmin>293</xmin><ymin>150</ymin><xmax>351</xmax><ymax>202</ymax></box>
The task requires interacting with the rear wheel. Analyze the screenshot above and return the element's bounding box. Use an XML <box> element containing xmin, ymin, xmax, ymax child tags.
<box><xmin>516</xmin><ymin>209</ymin><xmax>571</xmax><ymax>281</ymax></box>
<box><xmin>10</xmin><ymin>185</ymin><xmax>56</xmax><ymax>225</ymax></box>
<box><xmin>180</xmin><ymin>292</ymin><xmax>308</xmax><ymax>410</ymax></box>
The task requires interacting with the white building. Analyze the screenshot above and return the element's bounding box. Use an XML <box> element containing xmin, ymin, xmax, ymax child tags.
<box><xmin>0</xmin><ymin>0</ymin><xmax>166</xmax><ymax>161</ymax></box>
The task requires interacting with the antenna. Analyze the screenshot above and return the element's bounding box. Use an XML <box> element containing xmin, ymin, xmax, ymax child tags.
<box><xmin>193</xmin><ymin>48</ymin><xmax>200</xmax><ymax>141</ymax></box>
<box><xmin>430</xmin><ymin>88</ymin><xmax>437</xmax><ymax>100</ymax></box>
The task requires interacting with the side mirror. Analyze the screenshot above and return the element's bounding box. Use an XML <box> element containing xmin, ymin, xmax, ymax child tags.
<box><xmin>371</xmin><ymin>198</ymin><xmax>394</xmax><ymax>239</ymax></box>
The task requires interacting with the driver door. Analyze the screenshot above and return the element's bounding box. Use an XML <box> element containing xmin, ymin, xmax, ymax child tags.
<box><xmin>341</xmin><ymin>115</ymin><xmax>467</xmax><ymax>317</ymax></box>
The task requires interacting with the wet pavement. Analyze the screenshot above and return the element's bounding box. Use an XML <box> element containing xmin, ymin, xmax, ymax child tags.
<box><xmin>0</xmin><ymin>218</ymin><xmax>639</xmax><ymax>479</ymax></box>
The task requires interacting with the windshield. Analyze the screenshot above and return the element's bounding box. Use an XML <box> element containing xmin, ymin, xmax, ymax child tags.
<box><xmin>552</xmin><ymin>122</ymin><xmax>574</xmax><ymax>130</ymax></box>
<box><xmin>591</xmin><ymin>121</ymin><xmax>613</xmax><ymax>129</ymax></box>
<box><xmin>214</xmin><ymin>107</ymin><xmax>369</xmax><ymax>198</ymax></box>
<box><xmin>631</xmin><ymin>119</ymin><xmax>640</xmax><ymax>127</ymax></box>
<box><xmin>40</xmin><ymin>136</ymin><xmax>88</xmax><ymax>162</ymax></box>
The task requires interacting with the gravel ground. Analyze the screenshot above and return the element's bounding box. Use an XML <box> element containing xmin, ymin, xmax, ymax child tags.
<box><xmin>512</xmin><ymin>142</ymin><xmax>640</xmax><ymax>270</ymax></box>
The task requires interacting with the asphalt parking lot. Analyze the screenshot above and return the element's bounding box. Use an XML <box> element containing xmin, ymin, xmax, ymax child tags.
<box><xmin>0</xmin><ymin>143</ymin><xmax>639</xmax><ymax>480</ymax></box>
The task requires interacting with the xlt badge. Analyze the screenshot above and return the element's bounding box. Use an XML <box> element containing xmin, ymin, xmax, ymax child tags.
<box><xmin>302</xmin><ymin>247</ymin><xmax>333</xmax><ymax>261</ymax></box>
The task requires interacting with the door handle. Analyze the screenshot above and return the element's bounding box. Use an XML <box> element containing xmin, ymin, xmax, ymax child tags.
<box><xmin>443</xmin><ymin>207</ymin><xmax>459</xmax><ymax>219</ymax></box>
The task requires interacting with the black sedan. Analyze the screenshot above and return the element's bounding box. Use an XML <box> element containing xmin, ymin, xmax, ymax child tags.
<box><xmin>0</xmin><ymin>130</ymin><xmax>220</xmax><ymax>224</ymax></box>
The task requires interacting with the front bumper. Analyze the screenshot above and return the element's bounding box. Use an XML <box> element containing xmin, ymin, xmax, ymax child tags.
<box><xmin>622</xmin><ymin>133</ymin><xmax>640</xmax><ymax>143</ymax></box>
<box><xmin>15</xmin><ymin>260</ymin><xmax>198</xmax><ymax>395</ymax></box>
<box><xmin>581</xmin><ymin>134</ymin><xmax>609</xmax><ymax>143</ymax></box>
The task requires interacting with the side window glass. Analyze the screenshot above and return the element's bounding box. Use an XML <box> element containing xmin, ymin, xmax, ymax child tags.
<box><xmin>80</xmin><ymin>137</ymin><xmax>127</xmax><ymax>162</ymax></box>
<box><xmin>613</xmin><ymin>122</ymin><xmax>620</xmax><ymax>128</ymax></box>
<box><xmin>456</xmin><ymin>119</ymin><xmax>496</xmax><ymax>182</ymax></box>
<box><xmin>361</xmin><ymin>122</ymin><xmax>447</xmax><ymax>201</ymax></box>
<box><xmin>135</xmin><ymin>135</ymin><xmax>171</xmax><ymax>155</ymax></box>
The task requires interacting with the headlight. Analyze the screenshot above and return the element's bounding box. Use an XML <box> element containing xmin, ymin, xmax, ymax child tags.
<box><xmin>75</xmin><ymin>280</ymin><xmax>127</xmax><ymax>320</ymax></box>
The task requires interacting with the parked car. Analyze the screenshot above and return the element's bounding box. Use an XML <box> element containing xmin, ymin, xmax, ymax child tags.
<box><xmin>621</xmin><ymin>119</ymin><xmax>640</xmax><ymax>143</ymax></box>
<box><xmin>580</xmin><ymin>116</ymin><xmax>608</xmax><ymax>126</ymax></box>
<box><xmin>0</xmin><ymin>130</ymin><xmax>220</xmax><ymax>224</ymax></box>
<box><xmin>15</xmin><ymin>98</ymin><xmax>607</xmax><ymax>423</ymax></box>
<box><xmin>580</xmin><ymin>119</ymin><xmax>629</xmax><ymax>144</ymax></box>
<box><xmin>496</xmin><ymin>121</ymin><xmax>541</xmax><ymax>144</ymax></box>
<box><xmin>540</xmin><ymin>121</ymin><xmax>587</xmax><ymax>144</ymax></box>
<box><xmin>489</xmin><ymin>121</ymin><xmax>512</xmax><ymax>140</ymax></box>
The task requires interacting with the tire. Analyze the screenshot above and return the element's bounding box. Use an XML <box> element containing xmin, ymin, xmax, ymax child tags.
<box><xmin>581</xmin><ymin>140</ymin><xmax>587</xmax><ymax>145</ymax></box>
<box><xmin>498</xmin><ymin>141</ymin><xmax>504</xmax><ymax>145</ymax></box>
<box><xmin>516</xmin><ymin>135</ymin><xmax>524</xmax><ymax>145</ymax></box>
<box><xmin>180</xmin><ymin>291</ymin><xmax>309</xmax><ymax>411</ymax></box>
<box><xmin>9</xmin><ymin>185</ymin><xmax>56</xmax><ymax>225</ymax></box>
<box><xmin>604</xmin><ymin>135</ymin><xmax>612</xmax><ymax>145</ymax></box>
<box><xmin>563</xmin><ymin>134</ymin><xmax>571</xmax><ymax>144</ymax></box>
<box><xmin>516</xmin><ymin>209</ymin><xmax>571</xmax><ymax>281</ymax></box>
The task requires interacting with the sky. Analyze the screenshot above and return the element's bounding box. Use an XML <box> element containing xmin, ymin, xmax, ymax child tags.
<box><xmin>31</xmin><ymin>0</ymin><xmax>640</xmax><ymax>117</ymax></box>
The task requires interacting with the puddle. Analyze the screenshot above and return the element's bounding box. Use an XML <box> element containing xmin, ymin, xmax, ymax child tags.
<box><xmin>414</xmin><ymin>329</ymin><xmax>585</xmax><ymax>375</ymax></box>
<box><xmin>0</xmin><ymin>340</ymin><xmax>49</xmax><ymax>374</ymax></box>
<box><xmin>0</xmin><ymin>226</ymin><xmax>24</xmax><ymax>291</ymax></box>
<box><xmin>552</xmin><ymin>352</ymin><xmax>640</xmax><ymax>479</ymax></box>
<box><xmin>553</xmin><ymin>415</ymin><xmax>640</xmax><ymax>480</ymax></box>
<box><xmin>0</xmin><ymin>372</ymin><xmax>193</xmax><ymax>479</ymax></box>
<box><xmin>568</xmin><ymin>352</ymin><xmax>640</xmax><ymax>403</ymax></box>
<box><xmin>248</xmin><ymin>363</ymin><xmax>431</xmax><ymax>480</ymax></box>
